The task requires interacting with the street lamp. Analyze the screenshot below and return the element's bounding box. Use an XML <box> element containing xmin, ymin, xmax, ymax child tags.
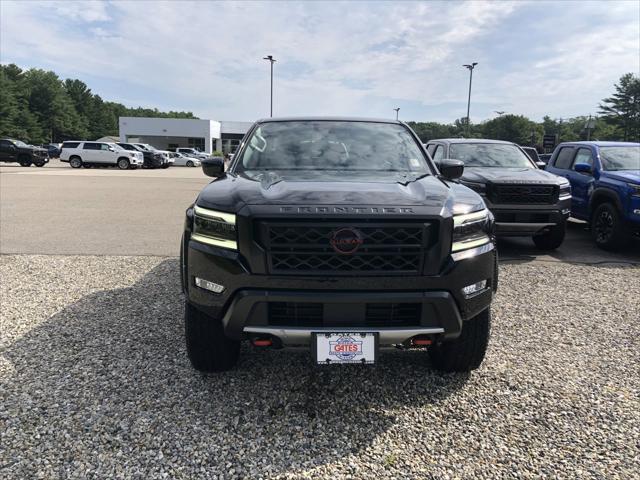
<box><xmin>463</xmin><ymin>62</ymin><xmax>478</xmax><ymax>136</ymax></box>
<box><xmin>393</xmin><ymin>107</ymin><xmax>400</xmax><ymax>120</ymax></box>
<box><xmin>263</xmin><ymin>55</ymin><xmax>276</xmax><ymax>117</ymax></box>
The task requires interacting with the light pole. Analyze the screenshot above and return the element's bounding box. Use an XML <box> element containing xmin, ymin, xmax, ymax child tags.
<box><xmin>463</xmin><ymin>62</ymin><xmax>478</xmax><ymax>136</ymax></box>
<box><xmin>263</xmin><ymin>55</ymin><xmax>276</xmax><ymax>117</ymax></box>
<box><xmin>393</xmin><ymin>107</ymin><xmax>400</xmax><ymax>120</ymax></box>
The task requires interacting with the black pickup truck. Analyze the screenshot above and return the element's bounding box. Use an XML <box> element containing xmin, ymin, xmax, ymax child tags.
<box><xmin>0</xmin><ymin>138</ymin><xmax>49</xmax><ymax>167</ymax></box>
<box><xmin>180</xmin><ymin>117</ymin><xmax>497</xmax><ymax>372</ymax></box>
<box><xmin>425</xmin><ymin>139</ymin><xmax>571</xmax><ymax>249</ymax></box>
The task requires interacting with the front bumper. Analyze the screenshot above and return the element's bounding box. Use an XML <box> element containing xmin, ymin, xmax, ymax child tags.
<box><xmin>486</xmin><ymin>196</ymin><xmax>571</xmax><ymax>236</ymax></box>
<box><xmin>183</xmin><ymin>235</ymin><xmax>496</xmax><ymax>345</ymax></box>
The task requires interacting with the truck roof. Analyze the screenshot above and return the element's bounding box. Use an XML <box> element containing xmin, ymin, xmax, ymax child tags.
<box><xmin>557</xmin><ymin>141</ymin><xmax>640</xmax><ymax>147</ymax></box>
<box><xmin>429</xmin><ymin>138</ymin><xmax>515</xmax><ymax>145</ymax></box>
<box><xmin>255</xmin><ymin>116</ymin><xmax>401</xmax><ymax>124</ymax></box>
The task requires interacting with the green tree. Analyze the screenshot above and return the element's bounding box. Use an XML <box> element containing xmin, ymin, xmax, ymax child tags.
<box><xmin>598</xmin><ymin>73</ymin><xmax>640</xmax><ymax>142</ymax></box>
<box><xmin>477</xmin><ymin>114</ymin><xmax>542</xmax><ymax>145</ymax></box>
<box><xmin>0</xmin><ymin>63</ymin><xmax>198</xmax><ymax>143</ymax></box>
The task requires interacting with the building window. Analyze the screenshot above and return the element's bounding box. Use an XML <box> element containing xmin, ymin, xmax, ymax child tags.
<box><xmin>187</xmin><ymin>137</ymin><xmax>205</xmax><ymax>152</ymax></box>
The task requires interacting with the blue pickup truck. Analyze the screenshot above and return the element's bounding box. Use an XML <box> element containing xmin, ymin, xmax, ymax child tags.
<box><xmin>546</xmin><ymin>141</ymin><xmax>640</xmax><ymax>249</ymax></box>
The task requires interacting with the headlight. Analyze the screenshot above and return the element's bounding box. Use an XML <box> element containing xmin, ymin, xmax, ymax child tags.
<box><xmin>559</xmin><ymin>181</ymin><xmax>571</xmax><ymax>197</ymax></box>
<box><xmin>628</xmin><ymin>183</ymin><xmax>640</xmax><ymax>197</ymax></box>
<box><xmin>192</xmin><ymin>206</ymin><xmax>237</xmax><ymax>250</ymax></box>
<box><xmin>460</xmin><ymin>181</ymin><xmax>486</xmax><ymax>194</ymax></box>
<box><xmin>452</xmin><ymin>208</ymin><xmax>491</xmax><ymax>253</ymax></box>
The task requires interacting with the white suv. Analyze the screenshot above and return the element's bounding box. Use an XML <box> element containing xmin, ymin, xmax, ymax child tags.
<box><xmin>60</xmin><ymin>142</ymin><xmax>144</xmax><ymax>169</ymax></box>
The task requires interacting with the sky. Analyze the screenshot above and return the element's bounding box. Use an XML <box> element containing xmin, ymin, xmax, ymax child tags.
<box><xmin>1</xmin><ymin>0</ymin><xmax>639</xmax><ymax>124</ymax></box>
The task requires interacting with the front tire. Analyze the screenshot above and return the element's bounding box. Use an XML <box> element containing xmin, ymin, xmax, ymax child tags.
<box><xmin>186</xmin><ymin>160</ymin><xmax>194</xmax><ymax>167</ymax></box>
<box><xmin>69</xmin><ymin>156</ymin><xmax>83</xmax><ymax>168</ymax></box>
<box><xmin>35</xmin><ymin>161</ymin><xmax>46</xmax><ymax>167</ymax></box>
<box><xmin>185</xmin><ymin>302</ymin><xmax>240</xmax><ymax>372</ymax></box>
<box><xmin>117</xmin><ymin>157</ymin><xmax>130</xmax><ymax>170</ymax></box>
<box><xmin>429</xmin><ymin>308</ymin><xmax>490</xmax><ymax>372</ymax></box>
<box><xmin>591</xmin><ymin>202</ymin><xmax>629</xmax><ymax>250</ymax></box>
<box><xmin>532</xmin><ymin>221</ymin><xmax>566</xmax><ymax>250</ymax></box>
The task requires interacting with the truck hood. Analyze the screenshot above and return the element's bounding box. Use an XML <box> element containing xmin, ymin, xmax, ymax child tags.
<box><xmin>196</xmin><ymin>169</ymin><xmax>483</xmax><ymax>214</ymax></box>
<box><xmin>461</xmin><ymin>167</ymin><xmax>564</xmax><ymax>185</ymax></box>
<box><xmin>602</xmin><ymin>170</ymin><xmax>640</xmax><ymax>184</ymax></box>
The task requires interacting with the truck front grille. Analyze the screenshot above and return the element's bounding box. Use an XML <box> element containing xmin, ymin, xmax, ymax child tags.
<box><xmin>489</xmin><ymin>184</ymin><xmax>558</xmax><ymax>205</ymax></box>
<box><xmin>259</xmin><ymin>221</ymin><xmax>428</xmax><ymax>275</ymax></box>
<box><xmin>267</xmin><ymin>302</ymin><xmax>421</xmax><ymax>327</ymax></box>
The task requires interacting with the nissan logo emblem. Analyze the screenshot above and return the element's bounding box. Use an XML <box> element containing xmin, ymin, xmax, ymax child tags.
<box><xmin>329</xmin><ymin>228</ymin><xmax>363</xmax><ymax>255</ymax></box>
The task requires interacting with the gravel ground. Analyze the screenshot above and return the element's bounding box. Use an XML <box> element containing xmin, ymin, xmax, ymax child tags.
<box><xmin>1</xmin><ymin>255</ymin><xmax>639</xmax><ymax>479</ymax></box>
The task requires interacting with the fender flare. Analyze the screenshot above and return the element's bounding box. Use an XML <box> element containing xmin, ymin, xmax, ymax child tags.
<box><xmin>589</xmin><ymin>187</ymin><xmax>623</xmax><ymax>217</ymax></box>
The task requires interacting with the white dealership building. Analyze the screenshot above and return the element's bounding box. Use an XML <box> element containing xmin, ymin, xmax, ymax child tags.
<box><xmin>118</xmin><ymin>117</ymin><xmax>253</xmax><ymax>154</ymax></box>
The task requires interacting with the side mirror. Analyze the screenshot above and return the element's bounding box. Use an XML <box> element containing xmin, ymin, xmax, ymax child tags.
<box><xmin>574</xmin><ymin>162</ymin><xmax>592</xmax><ymax>174</ymax></box>
<box><xmin>201</xmin><ymin>157</ymin><xmax>225</xmax><ymax>178</ymax></box>
<box><xmin>439</xmin><ymin>159</ymin><xmax>464</xmax><ymax>180</ymax></box>
<box><xmin>536</xmin><ymin>161</ymin><xmax>546</xmax><ymax>169</ymax></box>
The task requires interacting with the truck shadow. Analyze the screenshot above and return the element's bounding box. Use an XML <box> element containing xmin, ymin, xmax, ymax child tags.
<box><xmin>497</xmin><ymin>219</ymin><xmax>640</xmax><ymax>266</ymax></box>
<box><xmin>2</xmin><ymin>259</ymin><xmax>469</xmax><ymax>477</ymax></box>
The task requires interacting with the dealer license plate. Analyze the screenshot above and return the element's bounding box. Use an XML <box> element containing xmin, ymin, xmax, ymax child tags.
<box><xmin>314</xmin><ymin>332</ymin><xmax>377</xmax><ymax>364</ymax></box>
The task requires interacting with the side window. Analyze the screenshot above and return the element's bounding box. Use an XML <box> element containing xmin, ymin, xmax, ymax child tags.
<box><xmin>62</xmin><ymin>142</ymin><xmax>80</xmax><ymax>149</ymax></box>
<box><xmin>83</xmin><ymin>143</ymin><xmax>99</xmax><ymax>150</ymax></box>
<box><xmin>426</xmin><ymin>144</ymin><xmax>435</xmax><ymax>155</ymax></box>
<box><xmin>553</xmin><ymin>147</ymin><xmax>575</xmax><ymax>169</ymax></box>
<box><xmin>432</xmin><ymin>145</ymin><xmax>444</xmax><ymax>162</ymax></box>
<box><xmin>0</xmin><ymin>140</ymin><xmax>12</xmax><ymax>148</ymax></box>
<box><xmin>100</xmin><ymin>144</ymin><xmax>110</xmax><ymax>151</ymax></box>
<box><xmin>572</xmin><ymin>148</ymin><xmax>593</xmax><ymax>170</ymax></box>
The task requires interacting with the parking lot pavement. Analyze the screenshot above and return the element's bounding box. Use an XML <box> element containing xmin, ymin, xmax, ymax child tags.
<box><xmin>0</xmin><ymin>162</ymin><xmax>210</xmax><ymax>256</ymax></box>
<box><xmin>1</xmin><ymin>255</ymin><xmax>638</xmax><ymax>478</ymax></box>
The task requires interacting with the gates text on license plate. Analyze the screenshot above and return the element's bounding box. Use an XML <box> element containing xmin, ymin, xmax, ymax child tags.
<box><xmin>314</xmin><ymin>333</ymin><xmax>377</xmax><ymax>364</ymax></box>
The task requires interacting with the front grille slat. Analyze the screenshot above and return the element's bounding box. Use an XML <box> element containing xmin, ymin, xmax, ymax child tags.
<box><xmin>261</xmin><ymin>221</ymin><xmax>427</xmax><ymax>275</ymax></box>
<box><xmin>490</xmin><ymin>184</ymin><xmax>558</xmax><ymax>205</ymax></box>
<box><xmin>267</xmin><ymin>302</ymin><xmax>421</xmax><ymax>327</ymax></box>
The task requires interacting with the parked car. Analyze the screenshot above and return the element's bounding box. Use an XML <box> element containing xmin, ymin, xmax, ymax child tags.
<box><xmin>545</xmin><ymin>141</ymin><xmax>640</xmax><ymax>249</ymax></box>
<box><xmin>521</xmin><ymin>146</ymin><xmax>542</xmax><ymax>164</ymax></box>
<box><xmin>171</xmin><ymin>152</ymin><xmax>201</xmax><ymax>167</ymax></box>
<box><xmin>181</xmin><ymin>117</ymin><xmax>497</xmax><ymax>372</ymax></box>
<box><xmin>60</xmin><ymin>141</ymin><xmax>143</xmax><ymax>169</ymax></box>
<box><xmin>42</xmin><ymin>143</ymin><xmax>61</xmax><ymax>158</ymax></box>
<box><xmin>425</xmin><ymin>138</ymin><xmax>571</xmax><ymax>249</ymax></box>
<box><xmin>538</xmin><ymin>153</ymin><xmax>552</xmax><ymax>164</ymax></box>
<box><xmin>117</xmin><ymin>142</ymin><xmax>166</xmax><ymax>168</ymax></box>
<box><xmin>133</xmin><ymin>143</ymin><xmax>173</xmax><ymax>168</ymax></box>
<box><xmin>0</xmin><ymin>138</ymin><xmax>49</xmax><ymax>167</ymax></box>
<box><xmin>176</xmin><ymin>147</ymin><xmax>209</xmax><ymax>160</ymax></box>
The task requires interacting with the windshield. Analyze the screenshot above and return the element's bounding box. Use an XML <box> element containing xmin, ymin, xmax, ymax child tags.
<box><xmin>450</xmin><ymin>143</ymin><xmax>534</xmax><ymax>168</ymax></box>
<box><xmin>237</xmin><ymin>121</ymin><xmax>428</xmax><ymax>173</ymax></box>
<box><xmin>600</xmin><ymin>146</ymin><xmax>640</xmax><ymax>171</ymax></box>
<box><xmin>13</xmin><ymin>140</ymin><xmax>28</xmax><ymax>147</ymax></box>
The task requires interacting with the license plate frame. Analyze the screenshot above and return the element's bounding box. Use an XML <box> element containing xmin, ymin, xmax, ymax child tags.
<box><xmin>313</xmin><ymin>332</ymin><xmax>378</xmax><ymax>365</ymax></box>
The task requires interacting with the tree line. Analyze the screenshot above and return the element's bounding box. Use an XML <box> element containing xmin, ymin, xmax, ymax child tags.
<box><xmin>409</xmin><ymin>73</ymin><xmax>640</xmax><ymax>148</ymax></box>
<box><xmin>0</xmin><ymin>64</ymin><xmax>197</xmax><ymax>144</ymax></box>
<box><xmin>1</xmin><ymin>65</ymin><xmax>638</xmax><ymax>147</ymax></box>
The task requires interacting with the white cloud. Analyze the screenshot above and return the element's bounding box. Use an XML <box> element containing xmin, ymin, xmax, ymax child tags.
<box><xmin>0</xmin><ymin>0</ymin><xmax>638</xmax><ymax>122</ymax></box>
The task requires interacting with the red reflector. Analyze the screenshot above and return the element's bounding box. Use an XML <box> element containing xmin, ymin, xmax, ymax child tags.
<box><xmin>253</xmin><ymin>339</ymin><xmax>272</xmax><ymax>347</ymax></box>
<box><xmin>413</xmin><ymin>338</ymin><xmax>432</xmax><ymax>346</ymax></box>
